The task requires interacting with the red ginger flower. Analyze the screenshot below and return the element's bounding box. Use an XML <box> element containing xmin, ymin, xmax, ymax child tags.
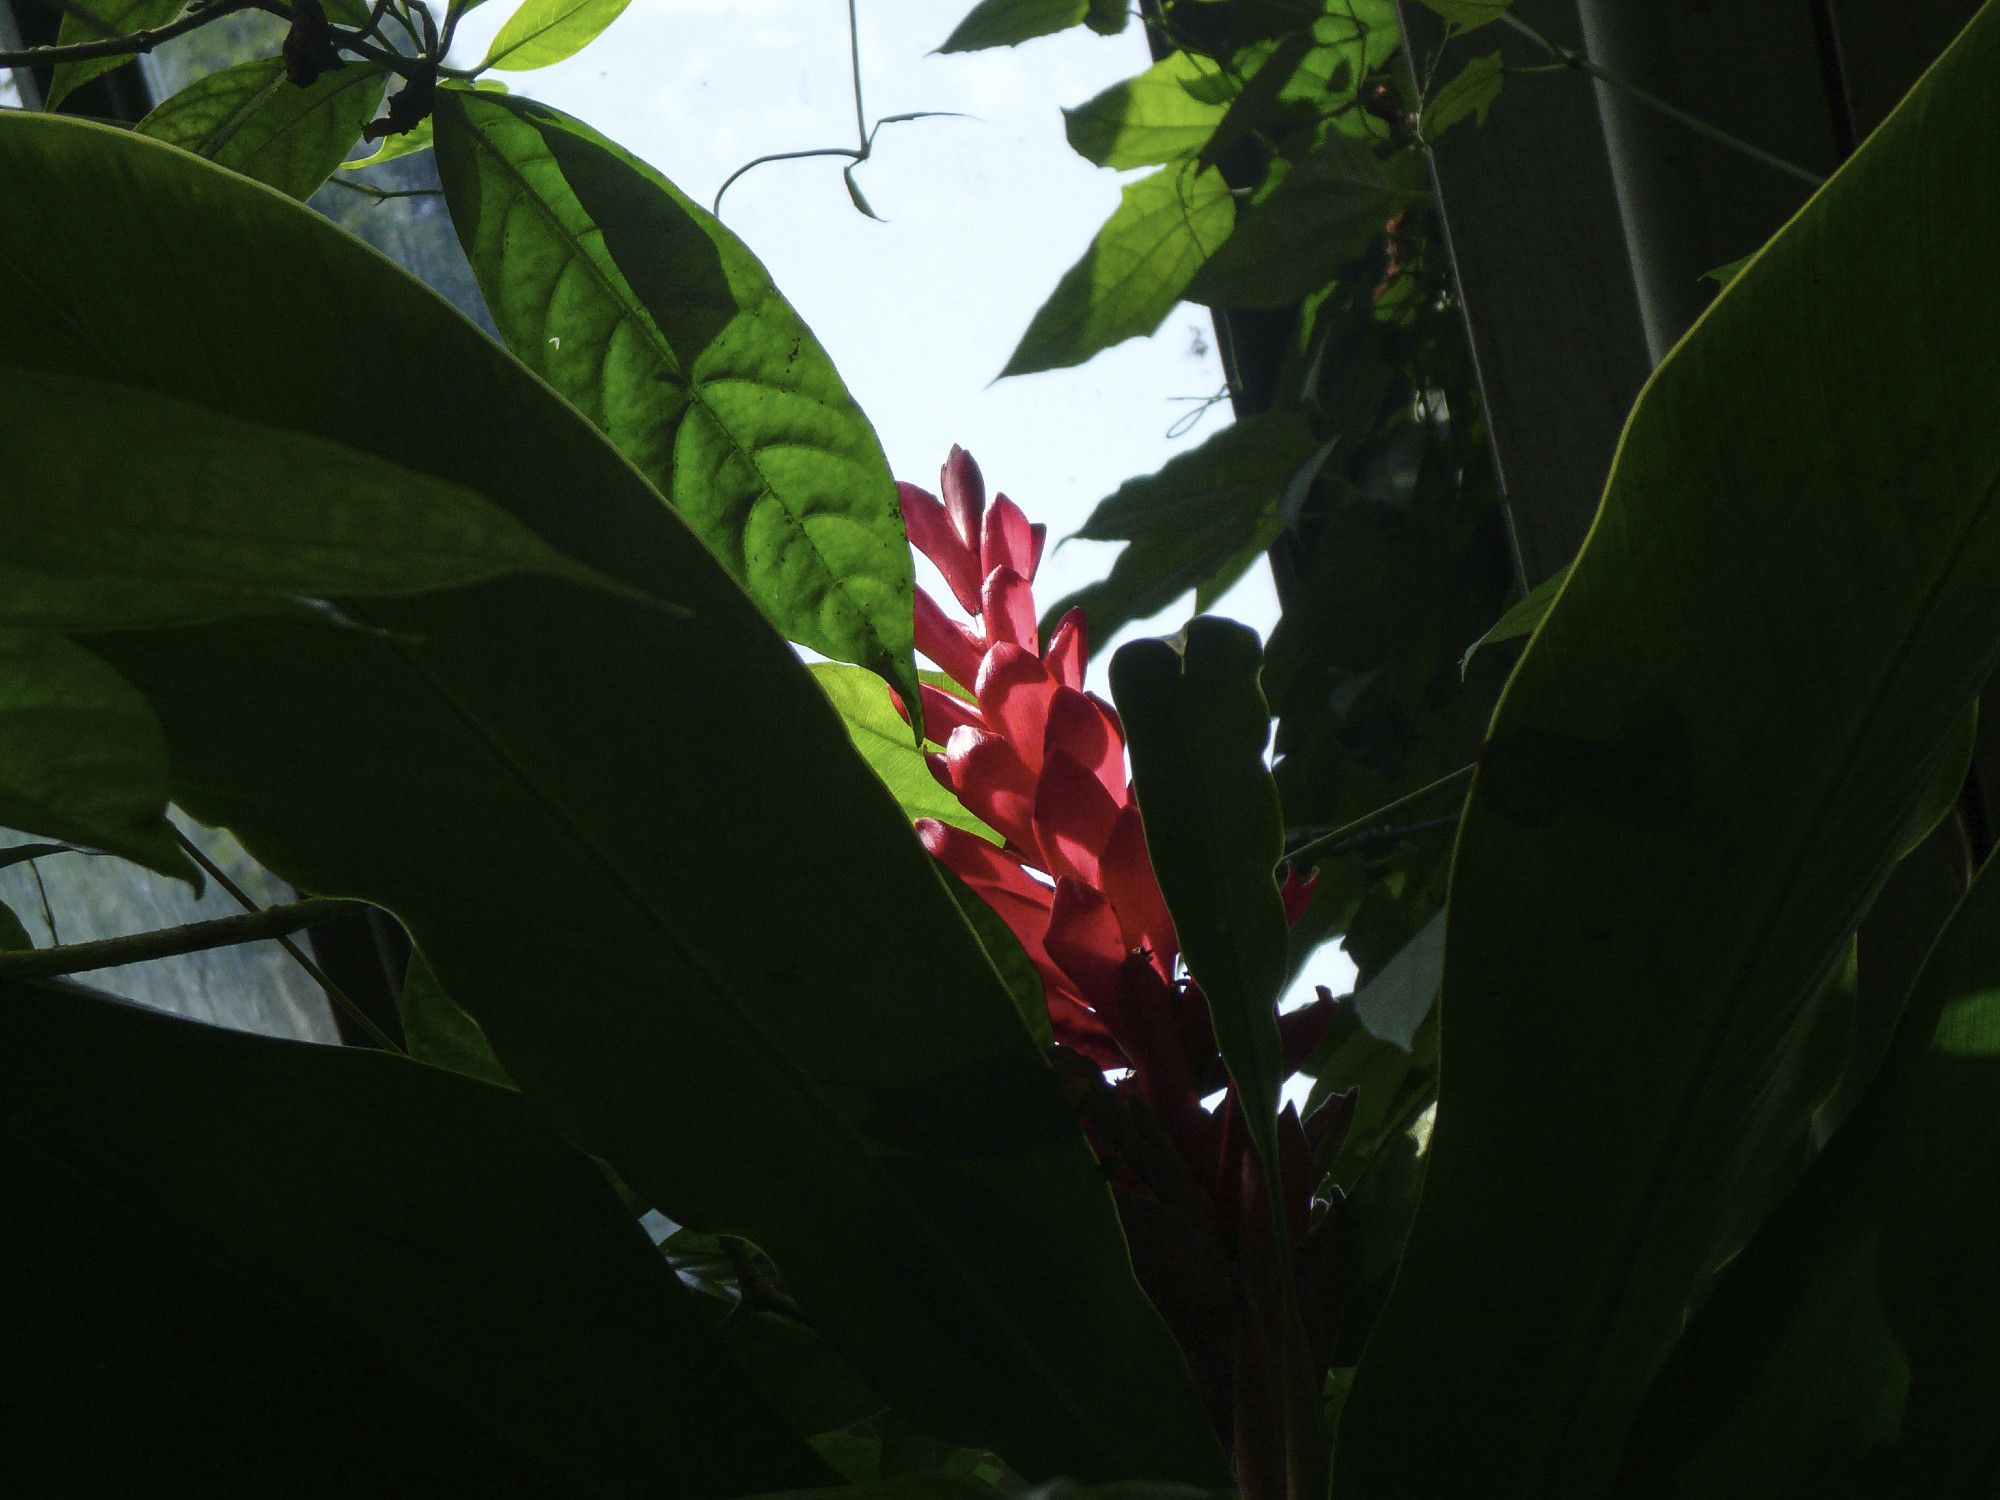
<box><xmin>903</xmin><ymin>449</ymin><xmax>1331</xmax><ymax>1157</ymax></box>
<box><xmin>902</xmin><ymin>447</ymin><xmax>1347</xmax><ymax>1430</ymax></box>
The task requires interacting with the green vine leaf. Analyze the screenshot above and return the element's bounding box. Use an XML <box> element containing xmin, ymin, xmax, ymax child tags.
<box><xmin>433</xmin><ymin>91</ymin><xmax>920</xmax><ymax>713</ymax></box>
<box><xmin>1064</xmin><ymin>52</ymin><xmax>1228</xmax><ymax>169</ymax></box>
<box><xmin>1422</xmin><ymin>50</ymin><xmax>1505</xmax><ymax>139</ymax></box>
<box><xmin>481</xmin><ymin>0</ymin><xmax>634</xmax><ymax>70</ymax></box>
<box><xmin>1418</xmin><ymin>0</ymin><xmax>1514</xmax><ymax>29</ymax></box>
<box><xmin>138</xmin><ymin>58</ymin><xmax>386</xmax><ymax>201</ymax></box>
<box><xmin>1000</xmin><ymin>161</ymin><xmax>1235</xmax><ymax>377</ymax></box>
<box><xmin>1039</xmin><ymin>411</ymin><xmax>1320</xmax><ymax>647</ymax></box>
<box><xmin>811</xmin><ymin>663</ymin><xmax>997</xmax><ymax>841</ymax></box>
<box><xmin>1188</xmin><ymin>130</ymin><xmax>1417</xmax><ymax>309</ymax></box>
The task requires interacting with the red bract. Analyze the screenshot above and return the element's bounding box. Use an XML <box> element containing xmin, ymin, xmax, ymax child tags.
<box><xmin>900</xmin><ymin>447</ymin><xmax>1347</xmax><ymax>1430</ymax></box>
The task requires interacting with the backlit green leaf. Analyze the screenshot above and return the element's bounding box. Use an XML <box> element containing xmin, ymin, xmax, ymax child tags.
<box><xmin>1001</xmin><ymin>162</ymin><xmax>1235</xmax><ymax>377</ymax></box>
<box><xmin>1419</xmin><ymin>0</ymin><xmax>1513</xmax><ymax>29</ymax></box>
<box><xmin>812</xmin><ymin>663</ymin><xmax>997</xmax><ymax>840</ymax></box>
<box><xmin>1188</xmin><ymin>131</ymin><xmax>1414</xmax><ymax>309</ymax></box>
<box><xmin>1458</xmin><ymin>562</ymin><xmax>1569</xmax><ymax>677</ymax></box>
<box><xmin>482</xmin><ymin>0</ymin><xmax>633</xmax><ymax>70</ymax></box>
<box><xmin>1064</xmin><ymin>52</ymin><xmax>1228</xmax><ymax>168</ymax></box>
<box><xmin>1334</xmin><ymin>7</ymin><xmax>2000</xmax><ymax>1489</ymax></box>
<box><xmin>138</xmin><ymin>58</ymin><xmax>386</xmax><ymax>201</ymax></box>
<box><xmin>433</xmin><ymin>91</ymin><xmax>920</xmax><ymax>713</ymax></box>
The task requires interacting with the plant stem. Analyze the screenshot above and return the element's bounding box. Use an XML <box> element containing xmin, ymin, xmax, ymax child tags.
<box><xmin>1284</xmin><ymin>764</ymin><xmax>1475</xmax><ymax>870</ymax></box>
<box><xmin>172</xmin><ymin>827</ymin><xmax>402</xmax><ymax>1053</ymax></box>
<box><xmin>0</xmin><ymin>0</ymin><xmax>257</xmax><ymax>67</ymax></box>
<box><xmin>0</xmin><ymin>897</ymin><xmax>363</xmax><ymax>983</ymax></box>
<box><xmin>1499</xmin><ymin>11</ymin><xmax>1826</xmax><ymax>188</ymax></box>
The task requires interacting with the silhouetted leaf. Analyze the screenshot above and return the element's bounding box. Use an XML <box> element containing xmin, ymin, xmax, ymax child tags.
<box><xmin>1002</xmin><ymin>162</ymin><xmax>1234</xmax><ymax>376</ymax></box>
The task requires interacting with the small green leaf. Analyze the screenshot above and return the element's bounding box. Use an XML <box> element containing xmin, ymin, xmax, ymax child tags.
<box><xmin>44</xmin><ymin>0</ymin><xmax>181</xmax><ymax>110</ymax></box>
<box><xmin>1419</xmin><ymin>0</ymin><xmax>1513</xmax><ymax>29</ymax></box>
<box><xmin>1705</xmin><ymin>251</ymin><xmax>1757</xmax><ymax>288</ymax></box>
<box><xmin>138</xmin><ymin>58</ymin><xmax>386</xmax><ymax>201</ymax></box>
<box><xmin>1188</xmin><ymin>131</ymin><xmax>1413</xmax><ymax>309</ymax></box>
<box><xmin>1001</xmin><ymin>162</ymin><xmax>1235</xmax><ymax>377</ymax></box>
<box><xmin>400</xmin><ymin>950</ymin><xmax>514</xmax><ymax>1089</ymax></box>
<box><xmin>0</xmin><ymin>631</ymin><xmax>192</xmax><ymax>881</ymax></box>
<box><xmin>0</xmin><ymin>366</ymin><xmax>632</xmax><ymax>606</ymax></box>
<box><xmin>1112</xmin><ymin>617</ymin><xmax>1290</xmax><ymax>1158</ymax></box>
<box><xmin>482</xmin><ymin>0</ymin><xmax>633</xmax><ymax>70</ymax></box>
<box><xmin>1422</xmin><ymin>50</ymin><xmax>1504</xmax><ymax>139</ymax></box>
<box><xmin>433</xmin><ymin>92</ymin><xmax>920</xmax><ymax>714</ymax></box>
<box><xmin>812</xmin><ymin>663</ymin><xmax>998</xmax><ymax>841</ymax></box>
<box><xmin>1064</xmin><ymin>52</ymin><xmax>1228</xmax><ymax>169</ymax></box>
<box><xmin>1041</xmin><ymin>411</ymin><xmax>1319</xmax><ymax>646</ymax></box>
<box><xmin>937</xmin><ymin>0</ymin><xmax>1094</xmax><ymax>52</ymax></box>
<box><xmin>1459</xmin><ymin>562</ymin><xmax>1570</xmax><ymax>677</ymax></box>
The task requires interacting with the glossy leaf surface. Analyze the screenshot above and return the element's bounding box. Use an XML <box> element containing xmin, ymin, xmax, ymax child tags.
<box><xmin>433</xmin><ymin>91</ymin><xmax>919</xmax><ymax>709</ymax></box>
<box><xmin>0</xmin><ymin>632</ymin><xmax>190</xmax><ymax>880</ymax></box>
<box><xmin>138</xmin><ymin>58</ymin><xmax>386</xmax><ymax>201</ymax></box>
<box><xmin>0</xmin><ymin>111</ymin><xmax>1223</xmax><ymax>1487</ymax></box>
<box><xmin>1621</xmin><ymin>847</ymin><xmax>2000</xmax><ymax>1495</ymax></box>
<box><xmin>0</xmin><ymin>983</ymin><xmax>829</xmax><ymax>1498</ymax></box>
<box><xmin>1335</xmin><ymin>9</ymin><xmax>2000</xmax><ymax>1490</ymax></box>
<box><xmin>1001</xmin><ymin>163</ymin><xmax>1234</xmax><ymax>377</ymax></box>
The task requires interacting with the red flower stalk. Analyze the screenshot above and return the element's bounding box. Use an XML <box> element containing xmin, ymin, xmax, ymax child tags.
<box><xmin>900</xmin><ymin>447</ymin><xmax>1349</xmax><ymax>1432</ymax></box>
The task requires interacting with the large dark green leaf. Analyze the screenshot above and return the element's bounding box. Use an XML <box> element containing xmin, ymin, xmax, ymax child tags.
<box><xmin>138</xmin><ymin>57</ymin><xmax>386</xmax><ymax>201</ymax></box>
<box><xmin>0</xmin><ymin>631</ymin><xmax>191</xmax><ymax>880</ymax></box>
<box><xmin>0</xmin><ymin>112</ymin><xmax>1224</xmax><ymax>1487</ymax></box>
<box><xmin>1112</xmin><ymin>617</ymin><xmax>1290</xmax><ymax>1158</ymax></box>
<box><xmin>1333</xmin><ymin>7</ymin><xmax>2000</xmax><ymax>1491</ymax></box>
<box><xmin>0</xmin><ymin>366</ymin><xmax>620</xmax><ymax>603</ymax></box>
<box><xmin>1064</xmin><ymin>52</ymin><xmax>1228</xmax><ymax>169</ymax></box>
<box><xmin>0</xmin><ymin>982</ymin><xmax>830</xmax><ymax>1497</ymax></box>
<box><xmin>1620</xmin><ymin>847</ymin><xmax>2000</xmax><ymax>1496</ymax></box>
<box><xmin>1041</xmin><ymin>411</ymin><xmax>1319</xmax><ymax>645</ymax></box>
<box><xmin>1001</xmin><ymin>162</ymin><xmax>1234</xmax><ymax>377</ymax></box>
<box><xmin>432</xmin><ymin>91</ymin><xmax>919</xmax><ymax>711</ymax></box>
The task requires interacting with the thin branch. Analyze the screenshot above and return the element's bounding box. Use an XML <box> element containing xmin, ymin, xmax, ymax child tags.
<box><xmin>0</xmin><ymin>0</ymin><xmax>258</xmax><ymax>68</ymax></box>
<box><xmin>327</xmin><ymin>176</ymin><xmax>445</xmax><ymax>202</ymax></box>
<box><xmin>172</xmin><ymin>827</ymin><xmax>402</xmax><ymax>1053</ymax></box>
<box><xmin>1499</xmin><ymin>11</ymin><xmax>1827</xmax><ymax>188</ymax></box>
<box><xmin>845</xmin><ymin>0</ymin><xmax>866</xmax><ymax>147</ymax></box>
<box><xmin>1284</xmin><ymin>763</ymin><xmax>1475</xmax><ymax>870</ymax></box>
<box><xmin>712</xmin><ymin>145</ymin><xmax>861</xmax><ymax>215</ymax></box>
<box><xmin>0</xmin><ymin>897</ymin><xmax>363</xmax><ymax>983</ymax></box>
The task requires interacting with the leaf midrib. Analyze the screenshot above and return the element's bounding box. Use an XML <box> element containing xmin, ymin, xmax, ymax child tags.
<box><xmin>450</xmin><ymin>101</ymin><xmax>904</xmax><ymax>679</ymax></box>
